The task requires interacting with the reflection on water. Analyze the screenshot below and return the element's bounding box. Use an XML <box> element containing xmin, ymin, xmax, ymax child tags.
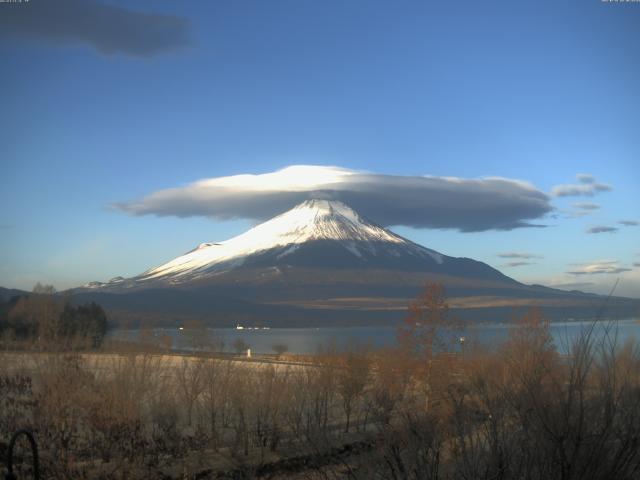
<box><xmin>109</xmin><ymin>318</ymin><xmax>640</xmax><ymax>355</ymax></box>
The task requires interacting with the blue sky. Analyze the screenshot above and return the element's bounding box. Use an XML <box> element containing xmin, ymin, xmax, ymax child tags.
<box><xmin>1</xmin><ymin>0</ymin><xmax>639</xmax><ymax>297</ymax></box>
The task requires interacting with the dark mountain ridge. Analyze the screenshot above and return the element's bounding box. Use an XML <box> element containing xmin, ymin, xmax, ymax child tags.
<box><xmin>63</xmin><ymin>200</ymin><xmax>638</xmax><ymax>326</ymax></box>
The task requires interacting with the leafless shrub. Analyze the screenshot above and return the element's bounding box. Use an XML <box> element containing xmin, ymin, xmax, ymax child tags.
<box><xmin>337</xmin><ymin>347</ymin><xmax>371</xmax><ymax>433</ymax></box>
<box><xmin>272</xmin><ymin>343</ymin><xmax>288</xmax><ymax>358</ymax></box>
<box><xmin>2</xmin><ymin>290</ymin><xmax>640</xmax><ymax>480</ymax></box>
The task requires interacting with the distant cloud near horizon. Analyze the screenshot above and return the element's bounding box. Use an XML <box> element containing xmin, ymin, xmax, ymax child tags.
<box><xmin>551</xmin><ymin>174</ymin><xmax>612</xmax><ymax>197</ymax></box>
<box><xmin>548</xmin><ymin>281</ymin><xmax>596</xmax><ymax>289</ymax></box>
<box><xmin>573</xmin><ymin>202</ymin><xmax>600</xmax><ymax>211</ymax></box>
<box><xmin>497</xmin><ymin>252</ymin><xmax>542</xmax><ymax>259</ymax></box>
<box><xmin>565</xmin><ymin>202</ymin><xmax>601</xmax><ymax>218</ymax></box>
<box><xmin>0</xmin><ymin>0</ymin><xmax>189</xmax><ymax>56</ymax></box>
<box><xmin>576</xmin><ymin>173</ymin><xmax>596</xmax><ymax>184</ymax></box>
<box><xmin>114</xmin><ymin>165</ymin><xmax>553</xmax><ymax>232</ymax></box>
<box><xmin>567</xmin><ymin>260</ymin><xmax>631</xmax><ymax>275</ymax></box>
<box><xmin>586</xmin><ymin>226</ymin><xmax>618</xmax><ymax>234</ymax></box>
<box><xmin>503</xmin><ymin>261</ymin><xmax>535</xmax><ymax>267</ymax></box>
<box><xmin>619</xmin><ymin>220</ymin><xmax>639</xmax><ymax>227</ymax></box>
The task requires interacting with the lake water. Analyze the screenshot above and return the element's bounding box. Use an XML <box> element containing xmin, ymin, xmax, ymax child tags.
<box><xmin>109</xmin><ymin>318</ymin><xmax>640</xmax><ymax>355</ymax></box>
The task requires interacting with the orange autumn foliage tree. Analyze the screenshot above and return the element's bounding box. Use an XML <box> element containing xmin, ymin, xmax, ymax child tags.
<box><xmin>397</xmin><ymin>282</ymin><xmax>460</xmax><ymax>359</ymax></box>
<box><xmin>397</xmin><ymin>282</ymin><xmax>464</xmax><ymax>413</ymax></box>
<box><xmin>503</xmin><ymin>307</ymin><xmax>557</xmax><ymax>376</ymax></box>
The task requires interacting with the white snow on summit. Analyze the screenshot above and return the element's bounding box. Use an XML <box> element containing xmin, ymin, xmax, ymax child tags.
<box><xmin>136</xmin><ymin>199</ymin><xmax>443</xmax><ymax>281</ymax></box>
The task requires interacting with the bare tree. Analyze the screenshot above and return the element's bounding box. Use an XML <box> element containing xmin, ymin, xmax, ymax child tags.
<box><xmin>370</xmin><ymin>347</ymin><xmax>413</xmax><ymax>426</ymax></box>
<box><xmin>271</xmin><ymin>343</ymin><xmax>288</xmax><ymax>359</ymax></box>
<box><xmin>338</xmin><ymin>348</ymin><xmax>371</xmax><ymax>433</ymax></box>
<box><xmin>397</xmin><ymin>282</ymin><xmax>462</xmax><ymax>411</ymax></box>
<box><xmin>9</xmin><ymin>284</ymin><xmax>62</xmax><ymax>347</ymax></box>
<box><xmin>183</xmin><ymin>320</ymin><xmax>212</xmax><ymax>351</ymax></box>
<box><xmin>201</xmin><ymin>357</ymin><xmax>236</xmax><ymax>449</ymax></box>
<box><xmin>397</xmin><ymin>282</ymin><xmax>460</xmax><ymax>359</ymax></box>
<box><xmin>233</xmin><ymin>338</ymin><xmax>249</xmax><ymax>355</ymax></box>
<box><xmin>176</xmin><ymin>357</ymin><xmax>206</xmax><ymax>427</ymax></box>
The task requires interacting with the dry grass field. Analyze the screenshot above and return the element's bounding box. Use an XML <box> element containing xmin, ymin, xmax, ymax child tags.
<box><xmin>3</xmin><ymin>307</ymin><xmax>640</xmax><ymax>479</ymax></box>
<box><xmin>2</xmin><ymin>287</ymin><xmax>640</xmax><ymax>479</ymax></box>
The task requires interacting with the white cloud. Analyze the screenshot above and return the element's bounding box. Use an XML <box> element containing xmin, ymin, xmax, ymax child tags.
<box><xmin>497</xmin><ymin>252</ymin><xmax>543</xmax><ymax>259</ymax></box>
<box><xmin>502</xmin><ymin>261</ymin><xmax>536</xmax><ymax>267</ymax></box>
<box><xmin>573</xmin><ymin>202</ymin><xmax>600</xmax><ymax>211</ymax></box>
<box><xmin>537</xmin><ymin>267</ymin><xmax>640</xmax><ymax>299</ymax></box>
<box><xmin>567</xmin><ymin>260</ymin><xmax>631</xmax><ymax>275</ymax></box>
<box><xmin>546</xmin><ymin>281</ymin><xmax>596</xmax><ymax>289</ymax></box>
<box><xmin>114</xmin><ymin>165</ymin><xmax>553</xmax><ymax>232</ymax></box>
<box><xmin>551</xmin><ymin>174</ymin><xmax>612</xmax><ymax>197</ymax></box>
<box><xmin>576</xmin><ymin>173</ymin><xmax>596</xmax><ymax>184</ymax></box>
<box><xmin>559</xmin><ymin>202</ymin><xmax>601</xmax><ymax>219</ymax></box>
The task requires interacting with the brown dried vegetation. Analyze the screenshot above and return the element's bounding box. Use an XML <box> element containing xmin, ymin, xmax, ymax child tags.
<box><xmin>1</xmin><ymin>283</ymin><xmax>640</xmax><ymax>479</ymax></box>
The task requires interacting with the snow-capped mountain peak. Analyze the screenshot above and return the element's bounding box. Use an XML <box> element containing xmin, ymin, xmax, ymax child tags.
<box><xmin>130</xmin><ymin>199</ymin><xmax>443</xmax><ymax>283</ymax></box>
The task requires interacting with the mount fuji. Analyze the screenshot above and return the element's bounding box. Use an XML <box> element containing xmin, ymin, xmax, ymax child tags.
<box><xmin>74</xmin><ymin>200</ymin><xmax>638</xmax><ymax>326</ymax></box>
<box><xmin>87</xmin><ymin>200</ymin><xmax>513</xmax><ymax>289</ymax></box>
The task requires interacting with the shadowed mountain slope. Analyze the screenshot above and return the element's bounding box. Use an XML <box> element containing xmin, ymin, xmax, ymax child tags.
<box><xmin>72</xmin><ymin>200</ymin><xmax>639</xmax><ymax>325</ymax></box>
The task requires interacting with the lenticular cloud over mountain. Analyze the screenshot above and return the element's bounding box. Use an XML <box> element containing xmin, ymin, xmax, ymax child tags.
<box><xmin>115</xmin><ymin>165</ymin><xmax>552</xmax><ymax>232</ymax></box>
